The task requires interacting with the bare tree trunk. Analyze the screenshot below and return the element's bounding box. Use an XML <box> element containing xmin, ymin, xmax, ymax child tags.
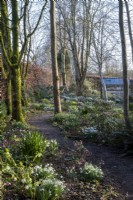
<box><xmin>61</xmin><ymin>48</ymin><xmax>67</xmax><ymax>90</ymax></box>
<box><xmin>57</xmin><ymin>11</ymin><xmax>68</xmax><ymax>91</ymax></box>
<box><xmin>125</xmin><ymin>1</ymin><xmax>133</xmax><ymax>63</ymax></box>
<box><xmin>99</xmin><ymin>69</ymin><xmax>103</xmax><ymax>99</ymax></box>
<box><xmin>93</xmin><ymin>32</ymin><xmax>103</xmax><ymax>99</ymax></box>
<box><xmin>119</xmin><ymin>0</ymin><xmax>131</xmax><ymax>129</ymax></box>
<box><xmin>57</xmin><ymin>0</ymin><xmax>93</xmax><ymax>96</ymax></box>
<box><xmin>50</xmin><ymin>0</ymin><xmax>61</xmax><ymax>113</ymax></box>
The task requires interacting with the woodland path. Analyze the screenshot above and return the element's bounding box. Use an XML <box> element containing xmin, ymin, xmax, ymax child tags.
<box><xmin>28</xmin><ymin>112</ymin><xmax>133</xmax><ymax>200</ymax></box>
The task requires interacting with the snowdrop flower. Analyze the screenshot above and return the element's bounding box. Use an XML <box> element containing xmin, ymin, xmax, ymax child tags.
<box><xmin>25</xmin><ymin>185</ymin><xmax>30</xmax><ymax>190</ymax></box>
<box><xmin>25</xmin><ymin>184</ymin><xmax>32</xmax><ymax>190</ymax></box>
<box><xmin>21</xmin><ymin>178</ymin><xmax>26</xmax><ymax>183</ymax></box>
<box><xmin>6</xmin><ymin>166</ymin><xmax>11</xmax><ymax>171</ymax></box>
<box><xmin>13</xmin><ymin>177</ymin><xmax>17</xmax><ymax>181</ymax></box>
<box><xmin>39</xmin><ymin>188</ymin><xmax>44</xmax><ymax>192</ymax></box>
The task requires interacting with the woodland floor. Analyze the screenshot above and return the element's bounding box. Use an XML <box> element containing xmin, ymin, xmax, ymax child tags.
<box><xmin>28</xmin><ymin>112</ymin><xmax>133</xmax><ymax>200</ymax></box>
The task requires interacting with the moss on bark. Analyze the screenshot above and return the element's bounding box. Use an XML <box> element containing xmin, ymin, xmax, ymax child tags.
<box><xmin>10</xmin><ymin>0</ymin><xmax>24</xmax><ymax>122</ymax></box>
<box><xmin>5</xmin><ymin>75</ymin><xmax>12</xmax><ymax>115</ymax></box>
<box><xmin>21</xmin><ymin>79</ymin><xmax>28</xmax><ymax>107</ymax></box>
<box><xmin>11</xmin><ymin>67</ymin><xmax>24</xmax><ymax>122</ymax></box>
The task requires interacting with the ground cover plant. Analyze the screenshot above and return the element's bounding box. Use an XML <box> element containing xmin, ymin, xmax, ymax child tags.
<box><xmin>1</xmin><ymin>0</ymin><xmax>133</xmax><ymax>199</ymax></box>
<box><xmin>29</xmin><ymin>98</ymin><xmax>54</xmax><ymax>112</ymax></box>
<box><xmin>53</xmin><ymin>96</ymin><xmax>133</xmax><ymax>150</ymax></box>
<box><xmin>43</xmin><ymin>138</ymin><xmax>125</xmax><ymax>200</ymax></box>
<box><xmin>0</xmin><ymin>83</ymin><xmax>133</xmax><ymax>199</ymax></box>
<box><xmin>0</xmin><ymin>121</ymin><xmax>65</xmax><ymax>200</ymax></box>
<box><xmin>79</xmin><ymin>162</ymin><xmax>104</xmax><ymax>182</ymax></box>
<box><xmin>1</xmin><ymin>98</ymin><xmax>132</xmax><ymax>199</ymax></box>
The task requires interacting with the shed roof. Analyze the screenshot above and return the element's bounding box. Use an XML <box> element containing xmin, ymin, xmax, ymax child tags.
<box><xmin>103</xmin><ymin>78</ymin><xmax>123</xmax><ymax>85</ymax></box>
<box><xmin>102</xmin><ymin>77</ymin><xmax>133</xmax><ymax>85</ymax></box>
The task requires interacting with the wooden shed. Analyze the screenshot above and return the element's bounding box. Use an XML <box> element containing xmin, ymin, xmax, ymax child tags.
<box><xmin>87</xmin><ymin>75</ymin><xmax>133</xmax><ymax>100</ymax></box>
<box><xmin>102</xmin><ymin>77</ymin><xmax>133</xmax><ymax>98</ymax></box>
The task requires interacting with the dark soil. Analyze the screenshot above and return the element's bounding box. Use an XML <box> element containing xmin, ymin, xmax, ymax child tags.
<box><xmin>28</xmin><ymin>112</ymin><xmax>133</xmax><ymax>200</ymax></box>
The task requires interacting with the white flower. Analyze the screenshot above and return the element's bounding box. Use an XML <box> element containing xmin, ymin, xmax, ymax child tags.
<box><xmin>25</xmin><ymin>185</ymin><xmax>30</xmax><ymax>190</ymax></box>
<box><xmin>5</xmin><ymin>166</ymin><xmax>11</xmax><ymax>171</ymax></box>
<box><xmin>21</xmin><ymin>178</ymin><xmax>26</xmax><ymax>183</ymax></box>
<box><xmin>25</xmin><ymin>184</ymin><xmax>32</xmax><ymax>190</ymax></box>
<box><xmin>13</xmin><ymin>177</ymin><xmax>17</xmax><ymax>181</ymax></box>
<box><xmin>39</xmin><ymin>188</ymin><xmax>44</xmax><ymax>192</ymax></box>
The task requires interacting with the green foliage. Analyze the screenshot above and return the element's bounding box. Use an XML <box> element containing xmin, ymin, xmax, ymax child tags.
<box><xmin>129</xmin><ymin>103</ymin><xmax>133</xmax><ymax>111</ymax></box>
<box><xmin>0</xmin><ymin>102</ymin><xmax>7</xmax><ymax>134</ymax></box>
<box><xmin>53</xmin><ymin>100</ymin><xmax>124</xmax><ymax>138</ymax></box>
<box><xmin>45</xmin><ymin>140</ymin><xmax>58</xmax><ymax>156</ymax></box>
<box><xmin>35</xmin><ymin>178</ymin><xmax>65</xmax><ymax>200</ymax></box>
<box><xmin>33</xmin><ymin>164</ymin><xmax>56</xmax><ymax>180</ymax></box>
<box><xmin>30</xmin><ymin>103</ymin><xmax>45</xmax><ymax>110</ymax></box>
<box><xmin>52</xmin><ymin>113</ymin><xmax>72</xmax><ymax>125</ymax></box>
<box><xmin>12</xmin><ymin>120</ymin><xmax>28</xmax><ymax>129</ymax></box>
<box><xmin>79</xmin><ymin>104</ymin><xmax>94</xmax><ymax>115</ymax></box>
<box><xmin>0</xmin><ymin>101</ymin><xmax>7</xmax><ymax>116</ymax></box>
<box><xmin>109</xmin><ymin>131</ymin><xmax>133</xmax><ymax>148</ymax></box>
<box><xmin>63</xmin><ymin>116</ymin><xmax>79</xmax><ymax>132</ymax></box>
<box><xmin>21</xmin><ymin>131</ymin><xmax>46</xmax><ymax>161</ymax></box>
<box><xmin>28</xmin><ymin>85</ymin><xmax>53</xmax><ymax>102</ymax></box>
<box><xmin>68</xmin><ymin>82</ymin><xmax>76</xmax><ymax>94</ymax></box>
<box><xmin>41</xmin><ymin>98</ymin><xmax>50</xmax><ymax>104</ymax></box>
<box><xmin>30</xmin><ymin>102</ymin><xmax>54</xmax><ymax>112</ymax></box>
<box><xmin>57</xmin><ymin>49</ymin><xmax>62</xmax><ymax>70</ymax></box>
<box><xmin>81</xmin><ymin>100</ymin><xmax>123</xmax><ymax>136</ymax></box>
<box><xmin>82</xmin><ymin>80</ymin><xmax>100</xmax><ymax>97</ymax></box>
<box><xmin>22</xmin><ymin>106</ymin><xmax>30</xmax><ymax>117</ymax></box>
<box><xmin>61</xmin><ymin>100</ymin><xmax>78</xmax><ymax>112</ymax></box>
<box><xmin>67</xmin><ymin>166</ymin><xmax>77</xmax><ymax>180</ymax></box>
<box><xmin>93</xmin><ymin>101</ymin><xmax>123</xmax><ymax>134</ymax></box>
<box><xmin>12</xmin><ymin>131</ymin><xmax>59</xmax><ymax>162</ymax></box>
<box><xmin>1</xmin><ymin>126</ymin><xmax>63</xmax><ymax>200</ymax></box>
<box><xmin>80</xmin><ymin>163</ymin><xmax>104</xmax><ymax>181</ymax></box>
<box><xmin>67</xmin><ymin>157</ymin><xmax>104</xmax><ymax>182</ymax></box>
<box><xmin>2</xmin><ymin>150</ymin><xmax>65</xmax><ymax>200</ymax></box>
<box><xmin>82</xmin><ymin>127</ymin><xmax>99</xmax><ymax>142</ymax></box>
<box><xmin>54</xmin><ymin>97</ymin><xmax>126</xmax><ymax>145</ymax></box>
<box><xmin>53</xmin><ymin>112</ymin><xmax>79</xmax><ymax>132</ymax></box>
<box><xmin>65</xmin><ymin>50</ymin><xmax>70</xmax><ymax>70</ymax></box>
<box><xmin>68</xmin><ymin>80</ymin><xmax>100</xmax><ymax>97</ymax></box>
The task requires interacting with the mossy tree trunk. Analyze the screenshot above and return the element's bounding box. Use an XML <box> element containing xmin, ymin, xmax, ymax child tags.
<box><xmin>0</xmin><ymin>0</ymin><xmax>23</xmax><ymax>120</ymax></box>
<box><xmin>0</xmin><ymin>0</ymin><xmax>47</xmax><ymax>121</ymax></box>
<box><xmin>1</xmin><ymin>0</ymin><xmax>12</xmax><ymax>115</ymax></box>
<box><xmin>11</xmin><ymin>67</ymin><xmax>24</xmax><ymax>121</ymax></box>
<box><xmin>57</xmin><ymin>47</ymin><xmax>70</xmax><ymax>91</ymax></box>
<box><xmin>21</xmin><ymin>78</ymin><xmax>28</xmax><ymax>107</ymax></box>
<box><xmin>5</xmin><ymin>74</ymin><xmax>12</xmax><ymax>115</ymax></box>
<box><xmin>10</xmin><ymin>0</ymin><xmax>24</xmax><ymax>121</ymax></box>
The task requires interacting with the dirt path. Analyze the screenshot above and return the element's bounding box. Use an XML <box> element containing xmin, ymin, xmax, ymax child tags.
<box><xmin>28</xmin><ymin>112</ymin><xmax>133</xmax><ymax>199</ymax></box>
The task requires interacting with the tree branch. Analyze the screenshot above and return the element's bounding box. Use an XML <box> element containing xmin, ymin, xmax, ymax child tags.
<box><xmin>27</xmin><ymin>1</ymin><xmax>47</xmax><ymax>38</ymax></box>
